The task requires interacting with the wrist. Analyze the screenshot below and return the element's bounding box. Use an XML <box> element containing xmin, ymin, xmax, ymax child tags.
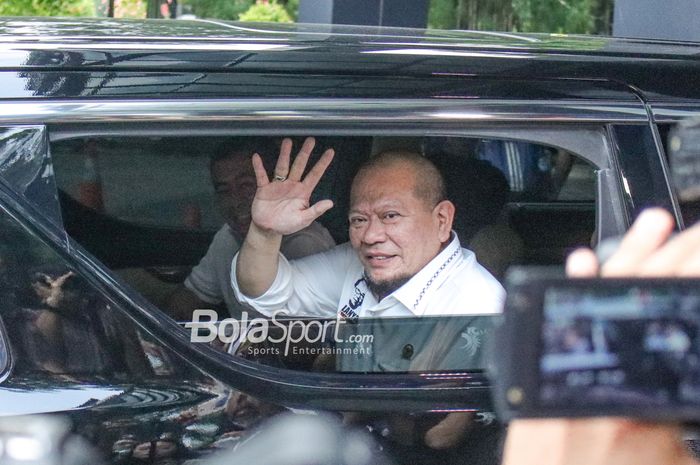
<box><xmin>247</xmin><ymin>222</ymin><xmax>283</xmax><ymax>245</ymax></box>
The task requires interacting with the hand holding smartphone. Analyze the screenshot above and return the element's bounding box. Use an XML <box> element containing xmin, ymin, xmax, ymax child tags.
<box><xmin>498</xmin><ymin>209</ymin><xmax>700</xmax><ymax>465</ymax></box>
<box><xmin>496</xmin><ymin>118</ymin><xmax>700</xmax><ymax>465</ymax></box>
<box><xmin>492</xmin><ymin>274</ymin><xmax>700</xmax><ymax>421</ymax></box>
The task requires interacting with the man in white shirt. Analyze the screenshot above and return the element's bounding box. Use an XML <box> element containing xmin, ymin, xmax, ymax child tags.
<box><xmin>167</xmin><ymin>140</ymin><xmax>335</xmax><ymax>321</ymax></box>
<box><xmin>229</xmin><ymin>138</ymin><xmax>504</xmax><ymax>450</ymax></box>
<box><xmin>231</xmin><ymin>137</ymin><xmax>504</xmax><ymax>319</ymax></box>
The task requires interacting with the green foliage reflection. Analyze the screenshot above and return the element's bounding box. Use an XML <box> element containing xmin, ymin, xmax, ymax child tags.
<box><xmin>0</xmin><ymin>0</ymin><xmax>94</xmax><ymax>17</ymax></box>
<box><xmin>182</xmin><ymin>0</ymin><xmax>297</xmax><ymax>21</ymax></box>
<box><xmin>428</xmin><ymin>0</ymin><xmax>613</xmax><ymax>35</ymax></box>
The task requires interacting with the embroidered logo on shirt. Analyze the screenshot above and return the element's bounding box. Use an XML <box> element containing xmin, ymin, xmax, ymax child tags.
<box><xmin>339</xmin><ymin>277</ymin><xmax>365</xmax><ymax>319</ymax></box>
<box><xmin>460</xmin><ymin>327</ymin><xmax>485</xmax><ymax>357</ymax></box>
<box><xmin>476</xmin><ymin>412</ymin><xmax>497</xmax><ymax>425</ymax></box>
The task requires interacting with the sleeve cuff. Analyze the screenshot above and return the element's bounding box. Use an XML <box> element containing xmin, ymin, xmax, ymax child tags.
<box><xmin>230</xmin><ymin>251</ymin><xmax>293</xmax><ymax>316</ymax></box>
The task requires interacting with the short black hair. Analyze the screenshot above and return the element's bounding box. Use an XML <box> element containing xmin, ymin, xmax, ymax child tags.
<box><xmin>209</xmin><ymin>138</ymin><xmax>275</xmax><ymax>173</ymax></box>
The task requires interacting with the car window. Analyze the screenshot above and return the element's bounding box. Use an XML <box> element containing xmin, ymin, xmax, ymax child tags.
<box><xmin>50</xmin><ymin>133</ymin><xmax>598</xmax><ymax>373</ymax></box>
<box><xmin>473</xmin><ymin>138</ymin><xmax>595</xmax><ymax>203</ymax></box>
<box><xmin>0</xmin><ymin>126</ymin><xmax>63</xmax><ymax>229</ymax></box>
<box><xmin>207</xmin><ymin>314</ymin><xmax>497</xmax><ymax>373</ymax></box>
<box><xmin>0</xmin><ymin>202</ymin><xmax>170</xmax><ymax>380</ymax></box>
<box><xmin>52</xmin><ymin>137</ymin><xmax>222</xmax><ymax>231</ymax></box>
<box><xmin>658</xmin><ymin>122</ymin><xmax>700</xmax><ymax>227</ymax></box>
<box><xmin>618</xmin><ymin>125</ymin><xmax>676</xmax><ymax>216</ymax></box>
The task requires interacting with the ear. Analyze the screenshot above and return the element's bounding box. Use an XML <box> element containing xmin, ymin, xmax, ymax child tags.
<box><xmin>433</xmin><ymin>200</ymin><xmax>455</xmax><ymax>242</ymax></box>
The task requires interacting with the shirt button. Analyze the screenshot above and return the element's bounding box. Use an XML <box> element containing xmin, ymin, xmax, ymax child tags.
<box><xmin>401</xmin><ymin>344</ymin><xmax>414</xmax><ymax>360</ymax></box>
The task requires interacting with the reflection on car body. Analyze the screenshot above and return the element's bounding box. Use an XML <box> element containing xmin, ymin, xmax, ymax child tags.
<box><xmin>0</xmin><ymin>16</ymin><xmax>698</xmax><ymax>465</ymax></box>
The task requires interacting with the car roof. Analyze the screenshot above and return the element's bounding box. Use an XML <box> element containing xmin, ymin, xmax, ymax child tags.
<box><xmin>0</xmin><ymin>17</ymin><xmax>698</xmax><ymax>51</ymax></box>
<box><xmin>0</xmin><ymin>17</ymin><xmax>699</xmax><ymax>103</ymax></box>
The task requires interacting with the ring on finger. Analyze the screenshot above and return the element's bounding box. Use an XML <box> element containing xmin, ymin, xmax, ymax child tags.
<box><xmin>273</xmin><ymin>174</ymin><xmax>287</xmax><ymax>182</ymax></box>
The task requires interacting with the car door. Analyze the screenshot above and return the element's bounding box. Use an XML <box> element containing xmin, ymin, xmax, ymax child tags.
<box><xmin>0</xmin><ymin>65</ymin><xmax>654</xmax><ymax>465</ymax></box>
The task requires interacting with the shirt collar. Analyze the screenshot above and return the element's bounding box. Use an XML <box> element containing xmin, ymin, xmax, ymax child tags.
<box><xmin>389</xmin><ymin>232</ymin><xmax>464</xmax><ymax>316</ymax></box>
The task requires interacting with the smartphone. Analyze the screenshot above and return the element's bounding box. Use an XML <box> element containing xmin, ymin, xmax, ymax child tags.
<box><xmin>490</xmin><ymin>271</ymin><xmax>700</xmax><ymax>422</ymax></box>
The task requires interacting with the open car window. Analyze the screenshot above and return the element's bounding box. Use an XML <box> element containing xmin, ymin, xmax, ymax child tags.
<box><xmin>51</xmin><ymin>133</ymin><xmax>599</xmax><ymax>374</ymax></box>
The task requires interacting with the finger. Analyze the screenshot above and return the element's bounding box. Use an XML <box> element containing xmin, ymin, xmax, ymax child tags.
<box><xmin>302</xmin><ymin>148</ymin><xmax>335</xmax><ymax>191</ymax></box>
<box><xmin>502</xmin><ymin>419</ymin><xmax>571</xmax><ymax>465</ymax></box>
<box><xmin>274</xmin><ymin>138</ymin><xmax>293</xmax><ymax>178</ymax></box>
<box><xmin>566</xmin><ymin>248</ymin><xmax>599</xmax><ymax>278</ymax></box>
<box><xmin>288</xmin><ymin>137</ymin><xmax>315</xmax><ymax>182</ymax></box>
<box><xmin>602</xmin><ymin>208</ymin><xmax>675</xmax><ymax>277</ymax></box>
<box><xmin>635</xmin><ymin>220</ymin><xmax>700</xmax><ymax>277</ymax></box>
<box><xmin>300</xmin><ymin>199</ymin><xmax>334</xmax><ymax>224</ymax></box>
<box><xmin>677</xmin><ymin>243</ymin><xmax>700</xmax><ymax>277</ymax></box>
<box><xmin>251</xmin><ymin>153</ymin><xmax>269</xmax><ymax>187</ymax></box>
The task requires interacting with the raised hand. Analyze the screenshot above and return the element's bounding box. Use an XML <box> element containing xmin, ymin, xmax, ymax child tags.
<box><xmin>250</xmin><ymin>137</ymin><xmax>335</xmax><ymax>236</ymax></box>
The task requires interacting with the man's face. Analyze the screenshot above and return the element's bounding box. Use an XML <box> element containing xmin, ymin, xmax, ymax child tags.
<box><xmin>348</xmin><ymin>163</ymin><xmax>453</xmax><ymax>295</ymax></box>
<box><xmin>211</xmin><ymin>154</ymin><xmax>257</xmax><ymax>234</ymax></box>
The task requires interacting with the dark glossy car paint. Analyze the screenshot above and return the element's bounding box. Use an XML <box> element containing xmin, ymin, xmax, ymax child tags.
<box><xmin>0</xmin><ymin>17</ymin><xmax>699</xmax><ymax>465</ymax></box>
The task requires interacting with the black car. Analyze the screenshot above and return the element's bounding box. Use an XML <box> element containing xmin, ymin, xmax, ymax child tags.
<box><xmin>0</xmin><ymin>16</ymin><xmax>699</xmax><ymax>465</ymax></box>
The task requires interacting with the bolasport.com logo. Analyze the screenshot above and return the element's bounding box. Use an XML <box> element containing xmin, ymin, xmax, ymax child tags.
<box><xmin>184</xmin><ymin>309</ymin><xmax>374</xmax><ymax>357</ymax></box>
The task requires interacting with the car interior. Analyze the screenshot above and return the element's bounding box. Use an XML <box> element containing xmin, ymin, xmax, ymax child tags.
<box><xmin>50</xmin><ymin>134</ymin><xmax>598</xmax><ymax>321</ymax></box>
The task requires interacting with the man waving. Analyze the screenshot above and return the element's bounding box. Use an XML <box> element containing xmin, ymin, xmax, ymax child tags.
<box><xmin>232</xmin><ymin>137</ymin><xmax>504</xmax><ymax>318</ymax></box>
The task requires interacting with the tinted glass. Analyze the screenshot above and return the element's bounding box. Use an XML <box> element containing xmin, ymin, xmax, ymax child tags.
<box><xmin>0</xmin><ymin>126</ymin><xmax>63</xmax><ymax>228</ymax></box>
<box><xmin>51</xmin><ymin>134</ymin><xmax>597</xmax><ymax>373</ymax></box>
<box><xmin>613</xmin><ymin>125</ymin><xmax>675</xmax><ymax>219</ymax></box>
<box><xmin>658</xmin><ymin>122</ymin><xmax>700</xmax><ymax>227</ymax></box>
<box><xmin>474</xmin><ymin>138</ymin><xmax>595</xmax><ymax>202</ymax></box>
<box><xmin>0</xmin><ymin>202</ymin><xmax>173</xmax><ymax>381</ymax></box>
<box><xmin>199</xmin><ymin>314</ymin><xmax>496</xmax><ymax>373</ymax></box>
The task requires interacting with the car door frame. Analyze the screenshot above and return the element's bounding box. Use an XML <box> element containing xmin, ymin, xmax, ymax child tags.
<box><xmin>0</xmin><ymin>96</ymin><xmax>650</xmax><ymax>412</ymax></box>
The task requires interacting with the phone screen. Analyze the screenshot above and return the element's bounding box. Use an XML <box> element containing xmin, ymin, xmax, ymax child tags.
<box><xmin>539</xmin><ymin>285</ymin><xmax>700</xmax><ymax>408</ymax></box>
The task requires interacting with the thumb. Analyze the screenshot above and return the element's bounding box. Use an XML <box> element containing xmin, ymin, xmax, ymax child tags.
<box><xmin>301</xmin><ymin>199</ymin><xmax>334</xmax><ymax>223</ymax></box>
<box><xmin>566</xmin><ymin>248</ymin><xmax>599</xmax><ymax>278</ymax></box>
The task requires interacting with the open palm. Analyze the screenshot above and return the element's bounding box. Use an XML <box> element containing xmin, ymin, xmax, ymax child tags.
<box><xmin>251</xmin><ymin>137</ymin><xmax>335</xmax><ymax>236</ymax></box>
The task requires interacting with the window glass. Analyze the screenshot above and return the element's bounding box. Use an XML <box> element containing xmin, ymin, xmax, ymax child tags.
<box><xmin>0</xmin><ymin>126</ymin><xmax>63</xmax><ymax>228</ymax></box>
<box><xmin>659</xmin><ymin>122</ymin><xmax>700</xmax><ymax>227</ymax></box>
<box><xmin>221</xmin><ymin>315</ymin><xmax>496</xmax><ymax>373</ymax></box>
<box><xmin>51</xmin><ymin>134</ymin><xmax>598</xmax><ymax>373</ymax></box>
<box><xmin>0</xmin><ymin>204</ymin><xmax>170</xmax><ymax>379</ymax></box>
<box><xmin>52</xmin><ymin>137</ymin><xmax>221</xmax><ymax>231</ymax></box>
<box><xmin>472</xmin><ymin>138</ymin><xmax>595</xmax><ymax>202</ymax></box>
<box><xmin>614</xmin><ymin>125</ymin><xmax>675</xmax><ymax>220</ymax></box>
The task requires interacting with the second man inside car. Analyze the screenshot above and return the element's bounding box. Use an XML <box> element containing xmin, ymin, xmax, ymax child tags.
<box><xmin>167</xmin><ymin>139</ymin><xmax>335</xmax><ymax>321</ymax></box>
